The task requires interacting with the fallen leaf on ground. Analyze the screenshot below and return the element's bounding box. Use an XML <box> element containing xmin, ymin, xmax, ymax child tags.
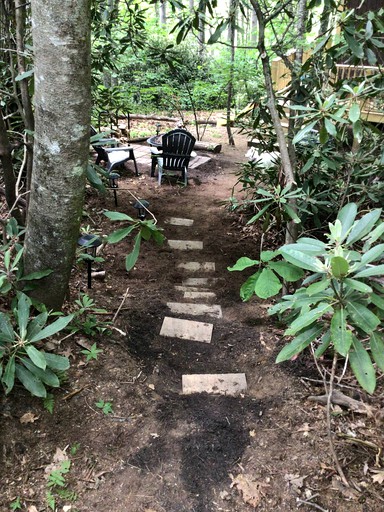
<box><xmin>371</xmin><ymin>470</ymin><xmax>384</xmax><ymax>484</ymax></box>
<box><xmin>44</xmin><ymin>447</ymin><xmax>69</xmax><ymax>476</ymax></box>
<box><xmin>284</xmin><ymin>473</ymin><xmax>307</xmax><ymax>493</ymax></box>
<box><xmin>148</xmin><ymin>384</ymin><xmax>155</xmax><ymax>390</ymax></box>
<box><xmin>249</xmin><ymin>429</ymin><xmax>256</xmax><ymax>437</ymax></box>
<box><xmin>28</xmin><ymin>506</ymin><xmax>38</xmax><ymax>512</ymax></box>
<box><xmin>20</xmin><ymin>412</ymin><xmax>39</xmax><ymax>424</ymax></box>
<box><xmin>297</xmin><ymin>423</ymin><xmax>312</xmax><ymax>436</ymax></box>
<box><xmin>230</xmin><ymin>473</ymin><xmax>269</xmax><ymax>507</ymax></box>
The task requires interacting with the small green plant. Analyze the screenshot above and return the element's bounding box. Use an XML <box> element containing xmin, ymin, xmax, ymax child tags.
<box><xmin>0</xmin><ymin>218</ymin><xmax>52</xmax><ymax>296</ymax></box>
<box><xmin>70</xmin><ymin>442</ymin><xmax>81</xmax><ymax>456</ymax></box>
<box><xmin>46</xmin><ymin>459</ymin><xmax>77</xmax><ymax>510</ymax></box>
<box><xmin>270</xmin><ymin>203</ymin><xmax>384</xmax><ymax>394</ymax></box>
<box><xmin>104</xmin><ymin>211</ymin><xmax>165</xmax><ymax>271</ymax></box>
<box><xmin>70</xmin><ymin>294</ymin><xmax>111</xmax><ymax>337</ymax></box>
<box><xmin>43</xmin><ymin>393</ymin><xmax>55</xmax><ymax>414</ymax></box>
<box><xmin>96</xmin><ymin>399</ymin><xmax>114</xmax><ymax>415</ymax></box>
<box><xmin>10</xmin><ymin>497</ymin><xmax>22</xmax><ymax>511</ymax></box>
<box><xmin>0</xmin><ymin>292</ymin><xmax>73</xmax><ymax>397</ymax></box>
<box><xmin>81</xmin><ymin>342</ymin><xmax>103</xmax><ymax>361</ymax></box>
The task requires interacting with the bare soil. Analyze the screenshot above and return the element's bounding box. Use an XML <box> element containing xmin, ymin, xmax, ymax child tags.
<box><xmin>1</xmin><ymin>125</ymin><xmax>384</xmax><ymax>512</ymax></box>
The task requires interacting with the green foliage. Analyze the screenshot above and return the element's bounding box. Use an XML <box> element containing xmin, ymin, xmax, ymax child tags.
<box><xmin>270</xmin><ymin>204</ymin><xmax>384</xmax><ymax>394</ymax></box>
<box><xmin>46</xmin><ymin>458</ymin><xmax>77</xmax><ymax>510</ymax></box>
<box><xmin>70</xmin><ymin>294</ymin><xmax>111</xmax><ymax>337</ymax></box>
<box><xmin>10</xmin><ymin>498</ymin><xmax>22</xmax><ymax>511</ymax></box>
<box><xmin>104</xmin><ymin>210</ymin><xmax>165</xmax><ymax>271</ymax></box>
<box><xmin>0</xmin><ymin>218</ymin><xmax>52</xmax><ymax>296</ymax></box>
<box><xmin>44</xmin><ymin>393</ymin><xmax>55</xmax><ymax>414</ymax></box>
<box><xmin>96</xmin><ymin>399</ymin><xmax>114</xmax><ymax>415</ymax></box>
<box><xmin>81</xmin><ymin>342</ymin><xmax>103</xmax><ymax>361</ymax></box>
<box><xmin>0</xmin><ymin>292</ymin><xmax>72</xmax><ymax>397</ymax></box>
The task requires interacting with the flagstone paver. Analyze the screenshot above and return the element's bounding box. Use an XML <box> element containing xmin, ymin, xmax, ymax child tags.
<box><xmin>182</xmin><ymin>373</ymin><xmax>247</xmax><ymax>395</ymax></box>
<box><xmin>182</xmin><ymin>277</ymin><xmax>218</xmax><ymax>286</ymax></box>
<box><xmin>167</xmin><ymin>302</ymin><xmax>222</xmax><ymax>319</ymax></box>
<box><xmin>160</xmin><ymin>317</ymin><xmax>213</xmax><ymax>343</ymax></box>
<box><xmin>183</xmin><ymin>291</ymin><xmax>216</xmax><ymax>300</ymax></box>
<box><xmin>168</xmin><ymin>240</ymin><xmax>203</xmax><ymax>250</ymax></box>
<box><xmin>177</xmin><ymin>262</ymin><xmax>215</xmax><ymax>272</ymax></box>
<box><xmin>175</xmin><ymin>285</ymin><xmax>211</xmax><ymax>293</ymax></box>
<box><xmin>165</xmin><ymin>217</ymin><xmax>194</xmax><ymax>226</ymax></box>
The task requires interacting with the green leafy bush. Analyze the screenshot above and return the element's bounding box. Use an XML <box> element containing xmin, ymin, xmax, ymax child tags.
<box><xmin>0</xmin><ymin>292</ymin><xmax>73</xmax><ymax>397</ymax></box>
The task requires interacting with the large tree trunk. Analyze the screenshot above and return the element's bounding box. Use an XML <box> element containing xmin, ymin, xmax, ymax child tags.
<box><xmin>24</xmin><ymin>0</ymin><xmax>91</xmax><ymax>310</ymax></box>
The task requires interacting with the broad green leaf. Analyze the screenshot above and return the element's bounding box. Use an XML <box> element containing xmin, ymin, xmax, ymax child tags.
<box><xmin>292</xmin><ymin>121</ymin><xmax>318</xmax><ymax>145</ymax></box>
<box><xmin>347</xmin><ymin>209</ymin><xmax>382</xmax><ymax>245</ymax></box>
<box><xmin>25</xmin><ymin>345</ymin><xmax>47</xmax><ymax>370</ymax></box>
<box><xmin>331</xmin><ymin>256</ymin><xmax>349</xmax><ymax>278</ymax></box>
<box><xmin>227</xmin><ymin>257</ymin><xmax>259</xmax><ymax>272</ymax></box>
<box><xmin>240</xmin><ymin>271</ymin><xmax>260</xmax><ymax>302</ymax></box>
<box><xmin>20</xmin><ymin>358</ymin><xmax>60</xmax><ymax>388</ymax></box>
<box><xmin>15</xmin><ymin>69</ymin><xmax>34</xmax><ymax>81</ymax></box>
<box><xmin>361</xmin><ymin>244</ymin><xmax>384</xmax><ymax>265</ymax></box>
<box><xmin>353</xmin><ymin>120</ymin><xmax>363</xmax><ymax>144</ymax></box>
<box><xmin>315</xmin><ymin>330</ymin><xmax>331</xmax><ymax>358</ymax></box>
<box><xmin>125</xmin><ymin>233</ymin><xmax>142</xmax><ymax>272</ymax></box>
<box><xmin>343</xmin><ymin>278</ymin><xmax>372</xmax><ymax>294</ymax></box>
<box><xmin>0</xmin><ymin>312</ymin><xmax>15</xmax><ymax>342</ymax></box>
<box><xmin>345</xmin><ymin>33</ymin><xmax>364</xmax><ymax>58</ymax></box>
<box><xmin>306</xmin><ymin>279</ymin><xmax>330</xmax><ymax>296</ymax></box>
<box><xmin>285</xmin><ymin>302</ymin><xmax>332</xmax><ymax>336</ymax></box>
<box><xmin>370</xmin><ymin>332</ymin><xmax>384</xmax><ymax>372</ymax></box>
<box><xmin>107</xmin><ymin>225</ymin><xmax>136</xmax><ymax>244</ymax></box>
<box><xmin>324</xmin><ymin>118</ymin><xmax>337</xmax><ymax>136</ymax></box>
<box><xmin>254</xmin><ymin>268</ymin><xmax>282</xmax><ymax>299</ymax></box>
<box><xmin>104</xmin><ymin>211</ymin><xmax>135</xmax><ymax>222</ymax></box>
<box><xmin>283</xmin><ymin>242</ymin><xmax>324</xmax><ymax>256</ymax></box>
<box><xmin>260</xmin><ymin>250</ymin><xmax>279</xmax><ymax>262</ymax></box>
<box><xmin>276</xmin><ymin>325</ymin><xmax>323</xmax><ymax>363</ymax></box>
<box><xmin>337</xmin><ymin>203</ymin><xmax>357</xmax><ymax>241</ymax></box>
<box><xmin>349</xmin><ymin>103</ymin><xmax>360</xmax><ymax>123</ymax></box>
<box><xmin>29</xmin><ymin>314</ymin><xmax>74</xmax><ymax>343</ymax></box>
<box><xmin>268</xmin><ymin>261</ymin><xmax>304</xmax><ymax>282</ymax></box>
<box><xmin>21</xmin><ymin>269</ymin><xmax>53</xmax><ymax>281</ymax></box>
<box><xmin>283</xmin><ymin>204</ymin><xmax>301</xmax><ymax>223</ymax></box>
<box><xmin>247</xmin><ymin>204</ymin><xmax>270</xmax><ymax>225</ymax></box>
<box><xmin>296</xmin><ymin>238</ymin><xmax>326</xmax><ymax>249</ymax></box>
<box><xmin>331</xmin><ymin>308</ymin><xmax>352</xmax><ymax>357</ymax></box>
<box><xmin>370</xmin><ymin>292</ymin><xmax>384</xmax><ymax>310</ymax></box>
<box><xmin>346</xmin><ymin>301</ymin><xmax>380</xmax><ymax>334</ymax></box>
<box><xmin>349</xmin><ymin>337</ymin><xmax>376</xmax><ymax>394</ymax></box>
<box><xmin>354</xmin><ymin>264</ymin><xmax>384</xmax><ymax>278</ymax></box>
<box><xmin>15</xmin><ymin>364</ymin><xmax>46</xmax><ymax>397</ymax></box>
<box><xmin>2</xmin><ymin>355</ymin><xmax>15</xmax><ymax>393</ymax></box>
<box><xmin>44</xmin><ymin>352</ymin><xmax>70</xmax><ymax>371</ymax></box>
<box><xmin>17</xmin><ymin>293</ymin><xmax>31</xmax><ymax>339</ymax></box>
<box><xmin>26</xmin><ymin>311</ymin><xmax>49</xmax><ymax>340</ymax></box>
<box><xmin>280</xmin><ymin>247</ymin><xmax>323</xmax><ymax>273</ymax></box>
<box><xmin>363</xmin><ymin>222</ymin><xmax>384</xmax><ymax>246</ymax></box>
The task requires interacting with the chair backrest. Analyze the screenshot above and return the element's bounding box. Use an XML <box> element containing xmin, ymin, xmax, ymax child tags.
<box><xmin>161</xmin><ymin>129</ymin><xmax>196</xmax><ymax>171</ymax></box>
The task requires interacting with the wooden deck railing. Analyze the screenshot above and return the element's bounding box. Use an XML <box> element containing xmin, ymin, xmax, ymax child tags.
<box><xmin>271</xmin><ymin>54</ymin><xmax>384</xmax><ymax>123</ymax></box>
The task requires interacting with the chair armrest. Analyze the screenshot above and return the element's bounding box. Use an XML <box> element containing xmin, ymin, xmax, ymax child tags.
<box><xmin>105</xmin><ymin>146</ymin><xmax>131</xmax><ymax>153</ymax></box>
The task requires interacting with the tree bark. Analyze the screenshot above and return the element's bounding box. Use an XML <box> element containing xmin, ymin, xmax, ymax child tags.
<box><xmin>226</xmin><ymin>0</ymin><xmax>237</xmax><ymax>146</ymax></box>
<box><xmin>24</xmin><ymin>0</ymin><xmax>92</xmax><ymax>310</ymax></box>
<box><xmin>160</xmin><ymin>0</ymin><xmax>167</xmax><ymax>25</ymax></box>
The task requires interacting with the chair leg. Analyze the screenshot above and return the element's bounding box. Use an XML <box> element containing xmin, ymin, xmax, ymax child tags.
<box><xmin>129</xmin><ymin>149</ymin><xmax>139</xmax><ymax>176</ymax></box>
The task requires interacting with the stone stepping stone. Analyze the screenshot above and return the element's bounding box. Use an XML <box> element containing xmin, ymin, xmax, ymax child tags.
<box><xmin>182</xmin><ymin>373</ymin><xmax>247</xmax><ymax>396</ymax></box>
<box><xmin>165</xmin><ymin>217</ymin><xmax>194</xmax><ymax>226</ymax></box>
<box><xmin>160</xmin><ymin>317</ymin><xmax>213</xmax><ymax>343</ymax></box>
<box><xmin>175</xmin><ymin>285</ymin><xmax>211</xmax><ymax>293</ymax></box>
<box><xmin>168</xmin><ymin>240</ymin><xmax>203</xmax><ymax>250</ymax></box>
<box><xmin>184</xmin><ymin>291</ymin><xmax>216</xmax><ymax>300</ymax></box>
<box><xmin>177</xmin><ymin>262</ymin><xmax>215</xmax><ymax>272</ymax></box>
<box><xmin>167</xmin><ymin>302</ymin><xmax>222</xmax><ymax>319</ymax></box>
<box><xmin>182</xmin><ymin>277</ymin><xmax>218</xmax><ymax>287</ymax></box>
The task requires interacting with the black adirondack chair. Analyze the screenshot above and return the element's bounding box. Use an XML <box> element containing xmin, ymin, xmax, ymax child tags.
<box><xmin>151</xmin><ymin>129</ymin><xmax>196</xmax><ymax>185</ymax></box>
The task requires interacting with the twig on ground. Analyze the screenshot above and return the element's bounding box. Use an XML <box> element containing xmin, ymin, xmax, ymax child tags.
<box><xmin>297</xmin><ymin>497</ymin><xmax>330</xmax><ymax>512</ymax></box>
<box><xmin>112</xmin><ymin>286</ymin><xmax>130</xmax><ymax>324</ymax></box>
<box><xmin>307</xmin><ymin>389</ymin><xmax>374</xmax><ymax>416</ymax></box>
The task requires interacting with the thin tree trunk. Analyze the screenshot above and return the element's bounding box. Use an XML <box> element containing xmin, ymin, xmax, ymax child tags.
<box><xmin>250</xmin><ymin>0</ymin><xmax>297</xmax><ymax>243</ymax></box>
<box><xmin>14</xmin><ymin>0</ymin><xmax>34</xmax><ymax>198</ymax></box>
<box><xmin>226</xmin><ymin>0</ymin><xmax>236</xmax><ymax>146</ymax></box>
<box><xmin>160</xmin><ymin>0</ymin><xmax>166</xmax><ymax>25</ymax></box>
<box><xmin>24</xmin><ymin>0</ymin><xmax>92</xmax><ymax>310</ymax></box>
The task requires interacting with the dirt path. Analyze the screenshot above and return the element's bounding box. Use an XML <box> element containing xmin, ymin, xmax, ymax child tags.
<box><xmin>1</xmin><ymin>129</ymin><xmax>382</xmax><ymax>511</ymax></box>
